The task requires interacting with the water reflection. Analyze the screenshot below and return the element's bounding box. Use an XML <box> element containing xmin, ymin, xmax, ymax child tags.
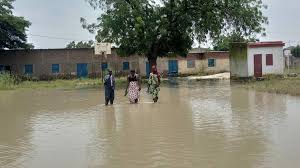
<box><xmin>0</xmin><ymin>91</ymin><xmax>33</xmax><ymax>168</ymax></box>
<box><xmin>230</xmin><ymin>87</ymin><xmax>287</xmax><ymax>168</ymax></box>
<box><xmin>187</xmin><ymin>81</ymin><xmax>288</xmax><ymax>167</ymax></box>
<box><xmin>0</xmin><ymin>82</ymin><xmax>298</xmax><ymax>168</ymax></box>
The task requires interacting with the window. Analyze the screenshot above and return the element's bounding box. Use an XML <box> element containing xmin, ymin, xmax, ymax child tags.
<box><xmin>24</xmin><ymin>64</ymin><xmax>33</xmax><ymax>75</ymax></box>
<box><xmin>208</xmin><ymin>59</ymin><xmax>216</xmax><ymax>67</ymax></box>
<box><xmin>123</xmin><ymin>62</ymin><xmax>130</xmax><ymax>70</ymax></box>
<box><xmin>266</xmin><ymin>54</ymin><xmax>273</xmax><ymax>66</ymax></box>
<box><xmin>52</xmin><ymin>64</ymin><xmax>60</xmax><ymax>73</ymax></box>
<box><xmin>187</xmin><ymin>60</ymin><xmax>195</xmax><ymax>68</ymax></box>
<box><xmin>101</xmin><ymin>62</ymin><xmax>108</xmax><ymax>71</ymax></box>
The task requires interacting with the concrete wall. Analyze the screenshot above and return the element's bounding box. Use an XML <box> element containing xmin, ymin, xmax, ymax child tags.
<box><xmin>248</xmin><ymin>46</ymin><xmax>284</xmax><ymax>76</ymax></box>
<box><xmin>203</xmin><ymin>52</ymin><xmax>230</xmax><ymax>73</ymax></box>
<box><xmin>0</xmin><ymin>48</ymin><xmax>141</xmax><ymax>77</ymax></box>
<box><xmin>137</xmin><ymin>55</ymin><xmax>203</xmax><ymax>76</ymax></box>
<box><xmin>156</xmin><ymin>52</ymin><xmax>230</xmax><ymax>76</ymax></box>
<box><xmin>229</xmin><ymin>43</ymin><xmax>249</xmax><ymax>77</ymax></box>
<box><xmin>0</xmin><ymin>48</ymin><xmax>230</xmax><ymax>78</ymax></box>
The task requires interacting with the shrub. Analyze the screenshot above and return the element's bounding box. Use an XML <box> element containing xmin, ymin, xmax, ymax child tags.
<box><xmin>0</xmin><ymin>73</ymin><xmax>17</xmax><ymax>89</ymax></box>
<box><xmin>39</xmin><ymin>73</ymin><xmax>78</xmax><ymax>81</ymax></box>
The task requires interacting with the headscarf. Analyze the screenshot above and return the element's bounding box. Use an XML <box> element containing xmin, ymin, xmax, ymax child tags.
<box><xmin>151</xmin><ymin>65</ymin><xmax>161</xmax><ymax>81</ymax></box>
<box><xmin>151</xmin><ymin>65</ymin><xmax>158</xmax><ymax>74</ymax></box>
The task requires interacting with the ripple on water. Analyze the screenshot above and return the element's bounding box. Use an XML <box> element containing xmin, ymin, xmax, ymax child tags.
<box><xmin>0</xmin><ymin>82</ymin><xmax>299</xmax><ymax>168</ymax></box>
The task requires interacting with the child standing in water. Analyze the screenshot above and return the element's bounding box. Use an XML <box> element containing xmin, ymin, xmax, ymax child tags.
<box><xmin>125</xmin><ymin>70</ymin><xmax>141</xmax><ymax>103</ymax></box>
<box><xmin>148</xmin><ymin>66</ymin><xmax>160</xmax><ymax>103</ymax></box>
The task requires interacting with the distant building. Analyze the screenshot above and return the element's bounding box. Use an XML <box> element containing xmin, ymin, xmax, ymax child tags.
<box><xmin>0</xmin><ymin>48</ymin><xmax>229</xmax><ymax>79</ymax></box>
<box><xmin>230</xmin><ymin>41</ymin><xmax>285</xmax><ymax>78</ymax></box>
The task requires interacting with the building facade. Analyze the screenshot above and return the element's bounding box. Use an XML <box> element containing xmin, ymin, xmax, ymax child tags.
<box><xmin>0</xmin><ymin>48</ymin><xmax>229</xmax><ymax>79</ymax></box>
<box><xmin>230</xmin><ymin>41</ymin><xmax>285</xmax><ymax>78</ymax></box>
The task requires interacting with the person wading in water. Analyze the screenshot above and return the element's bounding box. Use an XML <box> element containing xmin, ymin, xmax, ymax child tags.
<box><xmin>125</xmin><ymin>70</ymin><xmax>141</xmax><ymax>103</ymax></box>
<box><xmin>104</xmin><ymin>70</ymin><xmax>115</xmax><ymax>106</ymax></box>
<box><xmin>148</xmin><ymin>65</ymin><xmax>161</xmax><ymax>103</ymax></box>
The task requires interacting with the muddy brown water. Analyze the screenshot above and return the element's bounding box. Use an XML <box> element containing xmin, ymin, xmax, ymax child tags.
<box><xmin>0</xmin><ymin>81</ymin><xmax>300</xmax><ymax>168</ymax></box>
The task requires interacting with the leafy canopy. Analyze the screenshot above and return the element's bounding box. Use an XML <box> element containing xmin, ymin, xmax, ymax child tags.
<box><xmin>213</xmin><ymin>32</ymin><xmax>258</xmax><ymax>51</ymax></box>
<box><xmin>82</xmin><ymin>0</ymin><xmax>267</xmax><ymax>62</ymax></box>
<box><xmin>66</xmin><ymin>40</ymin><xmax>94</xmax><ymax>49</ymax></box>
<box><xmin>0</xmin><ymin>0</ymin><xmax>33</xmax><ymax>49</ymax></box>
<box><xmin>291</xmin><ymin>45</ymin><xmax>300</xmax><ymax>58</ymax></box>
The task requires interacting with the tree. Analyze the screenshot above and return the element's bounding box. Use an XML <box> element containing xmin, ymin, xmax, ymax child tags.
<box><xmin>213</xmin><ymin>33</ymin><xmax>258</xmax><ymax>51</ymax></box>
<box><xmin>82</xmin><ymin>0</ymin><xmax>267</xmax><ymax>66</ymax></box>
<box><xmin>66</xmin><ymin>40</ymin><xmax>94</xmax><ymax>49</ymax></box>
<box><xmin>0</xmin><ymin>0</ymin><xmax>33</xmax><ymax>49</ymax></box>
<box><xmin>291</xmin><ymin>45</ymin><xmax>300</xmax><ymax>58</ymax></box>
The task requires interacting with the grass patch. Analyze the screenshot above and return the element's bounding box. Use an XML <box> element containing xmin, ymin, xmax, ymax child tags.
<box><xmin>285</xmin><ymin>65</ymin><xmax>300</xmax><ymax>74</ymax></box>
<box><xmin>0</xmin><ymin>73</ymin><xmax>129</xmax><ymax>91</ymax></box>
<box><xmin>244</xmin><ymin>67</ymin><xmax>300</xmax><ymax>96</ymax></box>
<box><xmin>245</xmin><ymin>77</ymin><xmax>300</xmax><ymax>95</ymax></box>
<box><xmin>0</xmin><ymin>73</ymin><xmax>162</xmax><ymax>91</ymax></box>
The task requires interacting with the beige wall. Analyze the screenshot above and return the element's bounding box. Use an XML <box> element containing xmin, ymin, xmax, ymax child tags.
<box><xmin>178</xmin><ymin>59</ymin><xmax>202</xmax><ymax>74</ymax></box>
<box><xmin>178</xmin><ymin>58</ymin><xmax>229</xmax><ymax>74</ymax></box>
<box><xmin>138</xmin><ymin>57</ymin><xmax>148</xmax><ymax>76</ymax></box>
<box><xmin>0</xmin><ymin>49</ymin><xmax>230</xmax><ymax>78</ymax></box>
<box><xmin>203</xmin><ymin>58</ymin><xmax>230</xmax><ymax>73</ymax></box>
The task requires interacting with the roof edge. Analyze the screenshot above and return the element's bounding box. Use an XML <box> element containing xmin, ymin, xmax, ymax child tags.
<box><xmin>248</xmin><ymin>41</ymin><xmax>285</xmax><ymax>48</ymax></box>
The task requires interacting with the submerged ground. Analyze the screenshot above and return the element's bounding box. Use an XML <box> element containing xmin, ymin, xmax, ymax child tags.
<box><xmin>0</xmin><ymin>81</ymin><xmax>300</xmax><ymax>168</ymax></box>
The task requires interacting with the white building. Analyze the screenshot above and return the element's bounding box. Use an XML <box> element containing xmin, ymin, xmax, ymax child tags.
<box><xmin>230</xmin><ymin>41</ymin><xmax>285</xmax><ymax>78</ymax></box>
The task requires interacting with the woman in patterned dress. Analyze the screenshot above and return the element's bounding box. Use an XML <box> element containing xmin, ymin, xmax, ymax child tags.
<box><xmin>125</xmin><ymin>70</ymin><xmax>141</xmax><ymax>103</ymax></box>
<box><xmin>148</xmin><ymin>65</ymin><xmax>161</xmax><ymax>103</ymax></box>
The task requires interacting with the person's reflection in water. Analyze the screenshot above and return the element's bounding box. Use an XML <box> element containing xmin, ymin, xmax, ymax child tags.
<box><xmin>103</xmin><ymin>106</ymin><xmax>117</xmax><ymax>130</ymax></box>
<box><xmin>88</xmin><ymin>106</ymin><xmax>117</xmax><ymax>167</ymax></box>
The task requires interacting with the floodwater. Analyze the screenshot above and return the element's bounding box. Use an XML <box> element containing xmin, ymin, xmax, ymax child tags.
<box><xmin>0</xmin><ymin>81</ymin><xmax>300</xmax><ymax>168</ymax></box>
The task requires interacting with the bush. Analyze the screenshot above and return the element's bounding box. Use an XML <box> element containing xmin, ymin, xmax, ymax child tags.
<box><xmin>0</xmin><ymin>73</ymin><xmax>17</xmax><ymax>89</ymax></box>
<box><xmin>39</xmin><ymin>73</ymin><xmax>78</xmax><ymax>81</ymax></box>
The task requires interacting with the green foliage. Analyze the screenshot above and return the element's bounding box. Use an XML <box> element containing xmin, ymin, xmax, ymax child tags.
<box><xmin>0</xmin><ymin>74</ymin><xmax>130</xmax><ymax>90</ymax></box>
<box><xmin>213</xmin><ymin>33</ymin><xmax>258</xmax><ymax>51</ymax></box>
<box><xmin>0</xmin><ymin>0</ymin><xmax>33</xmax><ymax>49</ymax></box>
<box><xmin>66</xmin><ymin>40</ymin><xmax>94</xmax><ymax>49</ymax></box>
<box><xmin>291</xmin><ymin>45</ymin><xmax>300</xmax><ymax>58</ymax></box>
<box><xmin>83</xmin><ymin>0</ymin><xmax>267</xmax><ymax>64</ymax></box>
<box><xmin>0</xmin><ymin>73</ymin><xmax>17</xmax><ymax>90</ymax></box>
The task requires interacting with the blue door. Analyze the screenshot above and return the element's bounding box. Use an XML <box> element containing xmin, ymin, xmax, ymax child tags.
<box><xmin>77</xmin><ymin>63</ymin><xmax>88</xmax><ymax>78</ymax></box>
<box><xmin>101</xmin><ymin>62</ymin><xmax>108</xmax><ymax>71</ymax></box>
<box><xmin>146</xmin><ymin>62</ymin><xmax>150</xmax><ymax>77</ymax></box>
<box><xmin>0</xmin><ymin>65</ymin><xmax>4</xmax><ymax>72</ymax></box>
<box><xmin>123</xmin><ymin>62</ymin><xmax>130</xmax><ymax>70</ymax></box>
<box><xmin>24</xmin><ymin>64</ymin><xmax>33</xmax><ymax>75</ymax></box>
<box><xmin>168</xmin><ymin>60</ymin><xmax>178</xmax><ymax>76</ymax></box>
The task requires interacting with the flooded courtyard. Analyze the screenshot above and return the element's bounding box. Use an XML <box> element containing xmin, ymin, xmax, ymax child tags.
<box><xmin>0</xmin><ymin>81</ymin><xmax>300</xmax><ymax>168</ymax></box>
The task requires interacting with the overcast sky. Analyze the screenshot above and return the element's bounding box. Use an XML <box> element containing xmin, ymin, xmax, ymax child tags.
<box><xmin>12</xmin><ymin>0</ymin><xmax>300</xmax><ymax>49</ymax></box>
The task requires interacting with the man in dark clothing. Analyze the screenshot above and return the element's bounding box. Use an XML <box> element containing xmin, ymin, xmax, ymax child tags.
<box><xmin>104</xmin><ymin>70</ymin><xmax>115</xmax><ymax>105</ymax></box>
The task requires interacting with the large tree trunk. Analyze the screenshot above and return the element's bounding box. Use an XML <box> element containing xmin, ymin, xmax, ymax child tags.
<box><xmin>148</xmin><ymin>43</ymin><xmax>159</xmax><ymax>69</ymax></box>
<box><xmin>148</xmin><ymin>57</ymin><xmax>157</xmax><ymax>68</ymax></box>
